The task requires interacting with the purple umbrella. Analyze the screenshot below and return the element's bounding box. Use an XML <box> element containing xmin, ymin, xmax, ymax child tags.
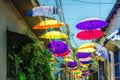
<box><xmin>67</xmin><ymin>60</ymin><xmax>77</xmax><ymax>68</ymax></box>
<box><xmin>82</xmin><ymin>70</ymin><xmax>89</xmax><ymax>73</ymax></box>
<box><xmin>47</xmin><ymin>40</ymin><xmax>68</xmax><ymax>54</ymax></box>
<box><xmin>80</xmin><ymin>61</ymin><xmax>90</xmax><ymax>64</ymax></box>
<box><xmin>77</xmin><ymin>52</ymin><xmax>91</xmax><ymax>58</ymax></box>
<box><xmin>76</xmin><ymin>17</ymin><xmax>107</xmax><ymax>30</ymax></box>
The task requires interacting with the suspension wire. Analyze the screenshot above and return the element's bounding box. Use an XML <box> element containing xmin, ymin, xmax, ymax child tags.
<box><xmin>72</xmin><ymin>0</ymin><xmax>115</xmax><ymax>4</ymax></box>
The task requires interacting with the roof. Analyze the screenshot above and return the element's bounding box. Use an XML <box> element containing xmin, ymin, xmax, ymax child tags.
<box><xmin>10</xmin><ymin>0</ymin><xmax>57</xmax><ymax>46</ymax></box>
<box><xmin>106</xmin><ymin>0</ymin><xmax>120</xmax><ymax>22</ymax></box>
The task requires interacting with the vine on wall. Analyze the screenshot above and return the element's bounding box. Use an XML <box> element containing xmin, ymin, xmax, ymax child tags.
<box><xmin>8</xmin><ymin>37</ymin><xmax>53</xmax><ymax>80</ymax></box>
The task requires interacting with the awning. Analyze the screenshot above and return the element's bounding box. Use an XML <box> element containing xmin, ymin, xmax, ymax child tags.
<box><xmin>106</xmin><ymin>28</ymin><xmax>120</xmax><ymax>41</ymax></box>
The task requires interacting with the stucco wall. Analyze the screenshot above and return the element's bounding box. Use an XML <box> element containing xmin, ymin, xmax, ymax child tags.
<box><xmin>106</xmin><ymin>9</ymin><xmax>120</xmax><ymax>48</ymax></box>
<box><xmin>0</xmin><ymin>0</ymin><xmax>35</xmax><ymax>79</ymax></box>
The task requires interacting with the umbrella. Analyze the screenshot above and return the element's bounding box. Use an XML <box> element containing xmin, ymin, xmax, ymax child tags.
<box><xmin>78</xmin><ymin>43</ymin><xmax>95</xmax><ymax>49</ymax></box>
<box><xmin>71</xmin><ymin>69</ymin><xmax>81</xmax><ymax>73</ymax></box>
<box><xmin>47</xmin><ymin>40</ymin><xmax>68</xmax><ymax>54</ymax></box>
<box><xmin>79</xmin><ymin>57</ymin><xmax>91</xmax><ymax>62</ymax></box>
<box><xmin>24</xmin><ymin>6</ymin><xmax>62</xmax><ymax>17</ymax></box>
<box><xmin>67</xmin><ymin>60</ymin><xmax>77</xmax><ymax>68</ymax></box>
<box><xmin>76</xmin><ymin>17</ymin><xmax>107</xmax><ymax>30</ymax></box>
<box><xmin>78</xmin><ymin>48</ymin><xmax>96</xmax><ymax>53</ymax></box>
<box><xmin>33</xmin><ymin>20</ymin><xmax>65</xmax><ymax>29</ymax></box>
<box><xmin>53</xmin><ymin>49</ymin><xmax>70</xmax><ymax>57</ymax></box>
<box><xmin>80</xmin><ymin>62</ymin><xmax>90</xmax><ymax>66</ymax></box>
<box><xmin>80</xmin><ymin>61</ymin><xmax>90</xmax><ymax>64</ymax></box>
<box><xmin>64</xmin><ymin>58</ymin><xmax>74</xmax><ymax>62</ymax></box>
<box><xmin>40</xmin><ymin>31</ymin><xmax>68</xmax><ymax>39</ymax></box>
<box><xmin>82</xmin><ymin>70</ymin><xmax>89</xmax><ymax>73</ymax></box>
<box><xmin>76</xmin><ymin>30</ymin><xmax>103</xmax><ymax>40</ymax></box>
<box><xmin>76</xmin><ymin>52</ymin><xmax>91</xmax><ymax>58</ymax></box>
<box><xmin>95</xmin><ymin>44</ymin><xmax>109</xmax><ymax>61</ymax></box>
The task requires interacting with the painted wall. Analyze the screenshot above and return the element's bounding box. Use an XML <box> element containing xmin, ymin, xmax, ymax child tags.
<box><xmin>106</xmin><ymin>9</ymin><xmax>120</xmax><ymax>48</ymax></box>
<box><xmin>0</xmin><ymin>0</ymin><xmax>35</xmax><ymax>79</ymax></box>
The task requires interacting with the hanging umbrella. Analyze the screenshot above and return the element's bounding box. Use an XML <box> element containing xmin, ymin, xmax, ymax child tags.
<box><xmin>64</xmin><ymin>58</ymin><xmax>74</xmax><ymax>62</ymax></box>
<box><xmin>67</xmin><ymin>60</ymin><xmax>77</xmax><ymax>68</ymax></box>
<box><xmin>80</xmin><ymin>62</ymin><xmax>90</xmax><ymax>66</ymax></box>
<box><xmin>71</xmin><ymin>69</ymin><xmax>81</xmax><ymax>73</ymax></box>
<box><xmin>76</xmin><ymin>17</ymin><xmax>107</xmax><ymax>30</ymax></box>
<box><xmin>33</xmin><ymin>20</ymin><xmax>65</xmax><ymax>29</ymax></box>
<box><xmin>47</xmin><ymin>40</ymin><xmax>68</xmax><ymax>54</ymax></box>
<box><xmin>76</xmin><ymin>52</ymin><xmax>91</xmax><ymax>58</ymax></box>
<box><xmin>80</xmin><ymin>61</ymin><xmax>90</xmax><ymax>64</ymax></box>
<box><xmin>24</xmin><ymin>6</ymin><xmax>62</xmax><ymax>17</ymax></box>
<box><xmin>69</xmin><ymin>67</ymin><xmax>78</xmax><ymax>70</ymax></box>
<box><xmin>95</xmin><ymin>44</ymin><xmax>109</xmax><ymax>61</ymax></box>
<box><xmin>76</xmin><ymin>30</ymin><xmax>103</xmax><ymax>40</ymax></box>
<box><xmin>78</xmin><ymin>48</ymin><xmax>96</xmax><ymax>53</ymax></box>
<box><xmin>79</xmin><ymin>57</ymin><xmax>91</xmax><ymax>62</ymax></box>
<box><xmin>53</xmin><ymin>49</ymin><xmax>70</xmax><ymax>57</ymax></box>
<box><xmin>40</xmin><ymin>31</ymin><xmax>68</xmax><ymax>39</ymax></box>
<box><xmin>81</xmin><ymin>66</ymin><xmax>89</xmax><ymax>70</ymax></box>
<box><xmin>78</xmin><ymin>43</ymin><xmax>95</xmax><ymax>49</ymax></box>
<box><xmin>82</xmin><ymin>70</ymin><xmax>89</xmax><ymax>73</ymax></box>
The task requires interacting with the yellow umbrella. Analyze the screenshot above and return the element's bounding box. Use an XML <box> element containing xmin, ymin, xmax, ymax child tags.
<box><xmin>80</xmin><ymin>62</ymin><xmax>90</xmax><ymax>66</ymax></box>
<box><xmin>78</xmin><ymin>43</ymin><xmax>95</xmax><ymax>49</ymax></box>
<box><xmin>78</xmin><ymin>48</ymin><xmax>96</xmax><ymax>53</ymax></box>
<box><xmin>33</xmin><ymin>20</ymin><xmax>65</xmax><ymax>29</ymax></box>
<box><xmin>71</xmin><ymin>69</ymin><xmax>81</xmax><ymax>73</ymax></box>
<box><xmin>40</xmin><ymin>31</ymin><xmax>68</xmax><ymax>39</ymax></box>
<box><xmin>64</xmin><ymin>58</ymin><xmax>74</xmax><ymax>62</ymax></box>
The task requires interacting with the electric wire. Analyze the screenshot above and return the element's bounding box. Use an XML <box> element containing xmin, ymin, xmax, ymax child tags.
<box><xmin>72</xmin><ymin>0</ymin><xmax>115</xmax><ymax>4</ymax></box>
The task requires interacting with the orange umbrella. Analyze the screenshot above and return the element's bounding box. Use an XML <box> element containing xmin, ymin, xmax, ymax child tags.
<box><xmin>33</xmin><ymin>20</ymin><xmax>65</xmax><ymax>29</ymax></box>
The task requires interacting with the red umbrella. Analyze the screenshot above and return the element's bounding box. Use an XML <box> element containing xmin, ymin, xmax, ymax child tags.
<box><xmin>76</xmin><ymin>30</ymin><xmax>103</xmax><ymax>40</ymax></box>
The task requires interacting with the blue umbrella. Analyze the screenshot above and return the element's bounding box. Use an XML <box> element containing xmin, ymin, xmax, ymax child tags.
<box><xmin>24</xmin><ymin>6</ymin><xmax>62</xmax><ymax>17</ymax></box>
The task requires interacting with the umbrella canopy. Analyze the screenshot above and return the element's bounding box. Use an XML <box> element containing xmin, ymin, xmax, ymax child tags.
<box><xmin>78</xmin><ymin>43</ymin><xmax>95</xmax><ymax>49</ymax></box>
<box><xmin>82</xmin><ymin>70</ymin><xmax>89</xmax><ymax>73</ymax></box>
<box><xmin>53</xmin><ymin>49</ymin><xmax>70</xmax><ymax>57</ymax></box>
<box><xmin>24</xmin><ymin>6</ymin><xmax>62</xmax><ymax>16</ymax></box>
<box><xmin>78</xmin><ymin>48</ymin><xmax>96</xmax><ymax>53</ymax></box>
<box><xmin>76</xmin><ymin>52</ymin><xmax>91</xmax><ymax>58</ymax></box>
<box><xmin>79</xmin><ymin>57</ymin><xmax>91</xmax><ymax>62</ymax></box>
<box><xmin>67</xmin><ymin>60</ymin><xmax>77</xmax><ymax>68</ymax></box>
<box><xmin>33</xmin><ymin>20</ymin><xmax>65</xmax><ymax>29</ymax></box>
<box><xmin>95</xmin><ymin>44</ymin><xmax>109</xmax><ymax>61</ymax></box>
<box><xmin>69</xmin><ymin>67</ymin><xmax>78</xmax><ymax>70</ymax></box>
<box><xmin>76</xmin><ymin>30</ymin><xmax>103</xmax><ymax>40</ymax></box>
<box><xmin>40</xmin><ymin>31</ymin><xmax>68</xmax><ymax>39</ymax></box>
<box><xmin>64</xmin><ymin>58</ymin><xmax>74</xmax><ymax>62</ymax></box>
<box><xmin>76</xmin><ymin>17</ymin><xmax>107</xmax><ymax>30</ymax></box>
<box><xmin>80</xmin><ymin>62</ymin><xmax>90</xmax><ymax>66</ymax></box>
<box><xmin>47</xmin><ymin>40</ymin><xmax>68</xmax><ymax>54</ymax></box>
<box><xmin>80</xmin><ymin>61</ymin><xmax>90</xmax><ymax>64</ymax></box>
<box><xmin>71</xmin><ymin>69</ymin><xmax>81</xmax><ymax>73</ymax></box>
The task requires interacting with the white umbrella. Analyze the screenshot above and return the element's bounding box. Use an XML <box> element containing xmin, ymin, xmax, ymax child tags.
<box><xmin>95</xmin><ymin>44</ymin><xmax>109</xmax><ymax>61</ymax></box>
<box><xmin>25</xmin><ymin>6</ymin><xmax>62</xmax><ymax>17</ymax></box>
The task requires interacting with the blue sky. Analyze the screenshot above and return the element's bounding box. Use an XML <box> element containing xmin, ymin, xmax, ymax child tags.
<box><xmin>38</xmin><ymin>0</ymin><xmax>116</xmax><ymax>47</ymax></box>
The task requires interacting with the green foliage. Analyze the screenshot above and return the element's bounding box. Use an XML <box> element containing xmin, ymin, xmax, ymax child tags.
<box><xmin>8</xmin><ymin>38</ymin><xmax>53</xmax><ymax>80</ymax></box>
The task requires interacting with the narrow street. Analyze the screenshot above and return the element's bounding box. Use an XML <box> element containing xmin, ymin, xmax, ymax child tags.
<box><xmin>0</xmin><ymin>0</ymin><xmax>120</xmax><ymax>80</ymax></box>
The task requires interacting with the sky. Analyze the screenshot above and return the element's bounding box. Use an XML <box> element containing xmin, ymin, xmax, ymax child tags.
<box><xmin>38</xmin><ymin>0</ymin><xmax>116</xmax><ymax>48</ymax></box>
